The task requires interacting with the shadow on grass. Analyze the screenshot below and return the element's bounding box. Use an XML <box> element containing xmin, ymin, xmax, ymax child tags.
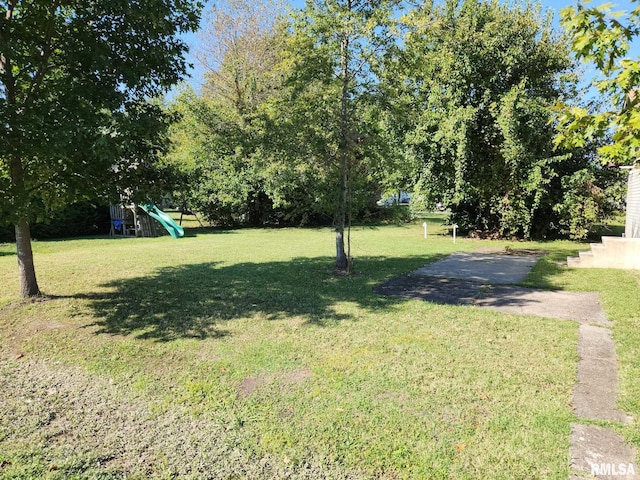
<box><xmin>519</xmin><ymin>242</ymin><xmax>590</xmax><ymax>290</ymax></box>
<box><xmin>178</xmin><ymin>227</ymin><xmax>236</xmax><ymax>238</ymax></box>
<box><xmin>81</xmin><ymin>254</ymin><xmax>442</xmax><ymax>342</ymax></box>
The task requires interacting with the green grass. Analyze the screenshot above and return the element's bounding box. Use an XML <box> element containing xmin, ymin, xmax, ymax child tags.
<box><xmin>164</xmin><ymin>208</ymin><xmax>206</xmax><ymax>229</ymax></box>
<box><xmin>0</xmin><ymin>218</ymin><xmax>638</xmax><ymax>479</ymax></box>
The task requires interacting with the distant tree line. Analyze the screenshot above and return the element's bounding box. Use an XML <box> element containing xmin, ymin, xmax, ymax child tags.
<box><xmin>0</xmin><ymin>202</ymin><xmax>110</xmax><ymax>243</ymax></box>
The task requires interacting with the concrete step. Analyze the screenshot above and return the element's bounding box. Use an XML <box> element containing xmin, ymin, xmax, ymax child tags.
<box><xmin>576</xmin><ymin>251</ymin><xmax>594</xmax><ymax>268</ymax></box>
<box><xmin>567</xmin><ymin>256</ymin><xmax>582</xmax><ymax>267</ymax></box>
<box><xmin>601</xmin><ymin>236</ymin><xmax>619</xmax><ymax>247</ymax></box>
<box><xmin>570</xmin><ymin>236</ymin><xmax>640</xmax><ymax>269</ymax></box>
<box><xmin>600</xmin><ymin>236</ymin><xmax>640</xmax><ymax>247</ymax></box>
<box><xmin>565</xmin><ymin>250</ymin><xmax>595</xmax><ymax>268</ymax></box>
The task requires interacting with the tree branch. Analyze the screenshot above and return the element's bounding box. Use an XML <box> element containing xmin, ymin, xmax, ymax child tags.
<box><xmin>24</xmin><ymin>0</ymin><xmax>61</xmax><ymax>106</ymax></box>
<box><xmin>1</xmin><ymin>0</ymin><xmax>18</xmax><ymax>104</ymax></box>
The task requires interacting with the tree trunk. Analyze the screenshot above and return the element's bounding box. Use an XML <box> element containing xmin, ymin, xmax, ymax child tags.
<box><xmin>335</xmin><ymin>145</ymin><xmax>350</xmax><ymax>271</ymax></box>
<box><xmin>9</xmin><ymin>152</ymin><xmax>41</xmax><ymax>297</ymax></box>
<box><xmin>15</xmin><ymin>219</ymin><xmax>40</xmax><ymax>297</ymax></box>
<box><xmin>335</xmin><ymin>11</ymin><xmax>351</xmax><ymax>273</ymax></box>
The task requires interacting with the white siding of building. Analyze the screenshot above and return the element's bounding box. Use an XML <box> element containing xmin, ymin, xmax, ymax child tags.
<box><xmin>626</xmin><ymin>168</ymin><xmax>640</xmax><ymax>238</ymax></box>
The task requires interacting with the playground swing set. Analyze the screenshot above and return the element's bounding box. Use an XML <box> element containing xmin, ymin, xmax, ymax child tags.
<box><xmin>109</xmin><ymin>203</ymin><xmax>192</xmax><ymax>239</ymax></box>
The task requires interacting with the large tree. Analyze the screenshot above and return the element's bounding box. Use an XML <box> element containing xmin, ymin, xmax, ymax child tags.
<box><xmin>165</xmin><ymin>0</ymin><xmax>290</xmax><ymax>226</ymax></box>
<box><xmin>197</xmin><ymin>0</ymin><xmax>286</xmax><ymax>113</ymax></box>
<box><xmin>386</xmin><ymin>0</ymin><xmax>605</xmax><ymax>238</ymax></box>
<box><xmin>1</xmin><ymin>0</ymin><xmax>201</xmax><ymax>297</ymax></box>
<box><xmin>282</xmin><ymin>0</ymin><xmax>400</xmax><ymax>272</ymax></box>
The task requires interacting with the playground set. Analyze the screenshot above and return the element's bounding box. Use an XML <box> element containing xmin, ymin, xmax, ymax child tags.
<box><xmin>109</xmin><ymin>204</ymin><xmax>185</xmax><ymax>239</ymax></box>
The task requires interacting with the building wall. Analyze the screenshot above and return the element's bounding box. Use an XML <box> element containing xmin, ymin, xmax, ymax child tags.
<box><xmin>626</xmin><ymin>168</ymin><xmax>640</xmax><ymax>238</ymax></box>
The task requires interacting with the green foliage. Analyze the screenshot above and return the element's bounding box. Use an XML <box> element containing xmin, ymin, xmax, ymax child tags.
<box><xmin>166</xmin><ymin>89</ymin><xmax>270</xmax><ymax>225</ymax></box>
<box><xmin>288</xmin><ymin>0</ymin><xmax>401</xmax><ymax>268</ymax></box>
<box><xmin>163</xmin><ymin>0</ymin><xmax>622</xmax><ymax>241</ymax></box>
<box><xmin>165</xmin><ymin>2</ymin><xmax>297</xmax><ymax>226</ymax></box>
<box><xmin>556</xmin><ymin>0</ymin><xmax>640</xmax><ymax>165</ymax></box>
<box><xmin>554</xmin><ymin>165</ymin><xmax>626</xmax><ymax>239</ymax></box>
<box><xmin>384</xmin><ymin>0</ymin><xmax>612</xmax><ymax>239</ymax></box>
<box><xmin>265</xmin><ymin>0</ymin><xmax>401</xmax><ymax>238</ymax></box>
<box><xmin>0</xmin><ymin>0</ymin><xmax>202</xmax><ymax>223</ymax></box>
<box><xmin>167</xmin><ymin>0</ymin><xmax>398</xmax><ymax>229</ymax></box>
<box><xmin>0</xmin><ymin>202</ymin><xmax>111</xmax><ymax>242</ymax></box>
<box><xmin>198</xmin><ymin>0</ymin><xmax>289</xmax><ymax>116</ymax></box>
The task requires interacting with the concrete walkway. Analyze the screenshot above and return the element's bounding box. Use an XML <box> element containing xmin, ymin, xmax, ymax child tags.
<box><xmin>412</xmin><ymin>252</ymin><xmax>539</xmax><ymax>284</ymax></box>
<box><xmin>374</xmin><ymin>252</ymin><xmax>637</xmax><ymax>478</ymax></box>
<box><xmin>574</xmin><ymin>325</ymin><xmax>630</xmax><ymax>424</ymax></box>
<box><xmin>570</xmin><ymin>325</ymin><xmax>636</xmax><ymax>479</ymax></box>
<box><xmin>374</xmin><ymin>275</ymin><xmax>607</xmax><ymax>323</ymax></box>
<box><xmin>570</xmin><ymin>424</ymin><xmax>637</xmax><ymax>479</ymax></box>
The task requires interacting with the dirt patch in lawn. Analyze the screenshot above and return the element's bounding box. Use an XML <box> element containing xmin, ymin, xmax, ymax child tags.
<box><xmin>238</xmin><ymin>368</ymin><xmax>313</xmax><ymax>399</ymax></box>
<box><xmin>0</xmin><ymin>313</ymin><xmax>74</xmax><ymax>361</ymax></box>
<box><xmin>282</xmin><ymin>368</ymin><xmax>313</xmax><ymax>384</ymax></box>
<box><xmin>238</xmin><ymin>375</ymin><xmax>269</xmax><ymax>398</ymax></box>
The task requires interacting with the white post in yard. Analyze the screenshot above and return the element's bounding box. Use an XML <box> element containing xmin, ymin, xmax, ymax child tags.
<box><xmin>453</xmin><ymin>224</ymin><xmax>458</xmax><ymax>244</ymax></box>
<box><xmin>423</xmin><ymin>222</ymin><xmax>427</xmax><ymax>239</ymax></box>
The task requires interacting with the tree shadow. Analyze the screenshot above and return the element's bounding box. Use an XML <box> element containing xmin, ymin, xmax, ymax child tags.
<box><xmin>518</xmin><ymin>243</ymin><xmax>589</xmax><ymax>290</ymax></box>
<box><xmin>374</xmin><ymin>274</ymin><xmax>548</xmax><ymax>309</ymax></box>
<box><xmin>81</xmin><ymin>254</ymin><xmax>441</xmax><ymax>342</ymax></box>
<box><xmin>178</xmin><ymin>227</ymin><xmax>236</xmax><ymax>238</ymax></box>
<box><xmin>24</xmin><ymin>229</ymin><xmax>236</xmax><ymax>242</ymax></box>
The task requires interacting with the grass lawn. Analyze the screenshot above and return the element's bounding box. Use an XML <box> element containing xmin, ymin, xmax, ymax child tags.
<box><xmin>0</xmin><ymin>217</ymin><xmax>638</xmax><ymax>479</ymax></box>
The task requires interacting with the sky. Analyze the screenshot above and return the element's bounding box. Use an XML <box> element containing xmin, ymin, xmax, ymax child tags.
<box><xmin>180</xmin><ymin>0</ymin><xmax>639</xmax><ymax>93</ymax></box>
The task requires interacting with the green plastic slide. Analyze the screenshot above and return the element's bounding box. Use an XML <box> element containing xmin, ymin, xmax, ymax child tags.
<box><xmin>140</xmin><ymin>204</ymin><xmax>185</xmax><ymax>239</ymax></box>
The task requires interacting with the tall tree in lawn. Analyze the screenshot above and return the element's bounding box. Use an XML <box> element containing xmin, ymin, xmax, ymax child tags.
<box><xmin>287</xmin><ymin>0</ymin><xmax>398</xmax><ymax>272</ymax></box>
<box><xmin>555</xmin><ymin>0</ymin><xmax>640</xmax><ymax>165</ymax></box>
<box><xmin>197</xmin><ymin>0</ymin><xmax>286</xmax><ymax>114</ymax></box>
<box><xmin>387</xmin><ymin>0</ymin><xmax>583</xmax><ymax>238</ymax></box>
<box><xmin>0</xmin><ymin>0</ymin><xmax>201</xmax><ymax>297</ymax></box>
<box><xmin>168</xmin><ymin>0</ymin><xmax>288</xmax><ymax>225</ymax></box>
